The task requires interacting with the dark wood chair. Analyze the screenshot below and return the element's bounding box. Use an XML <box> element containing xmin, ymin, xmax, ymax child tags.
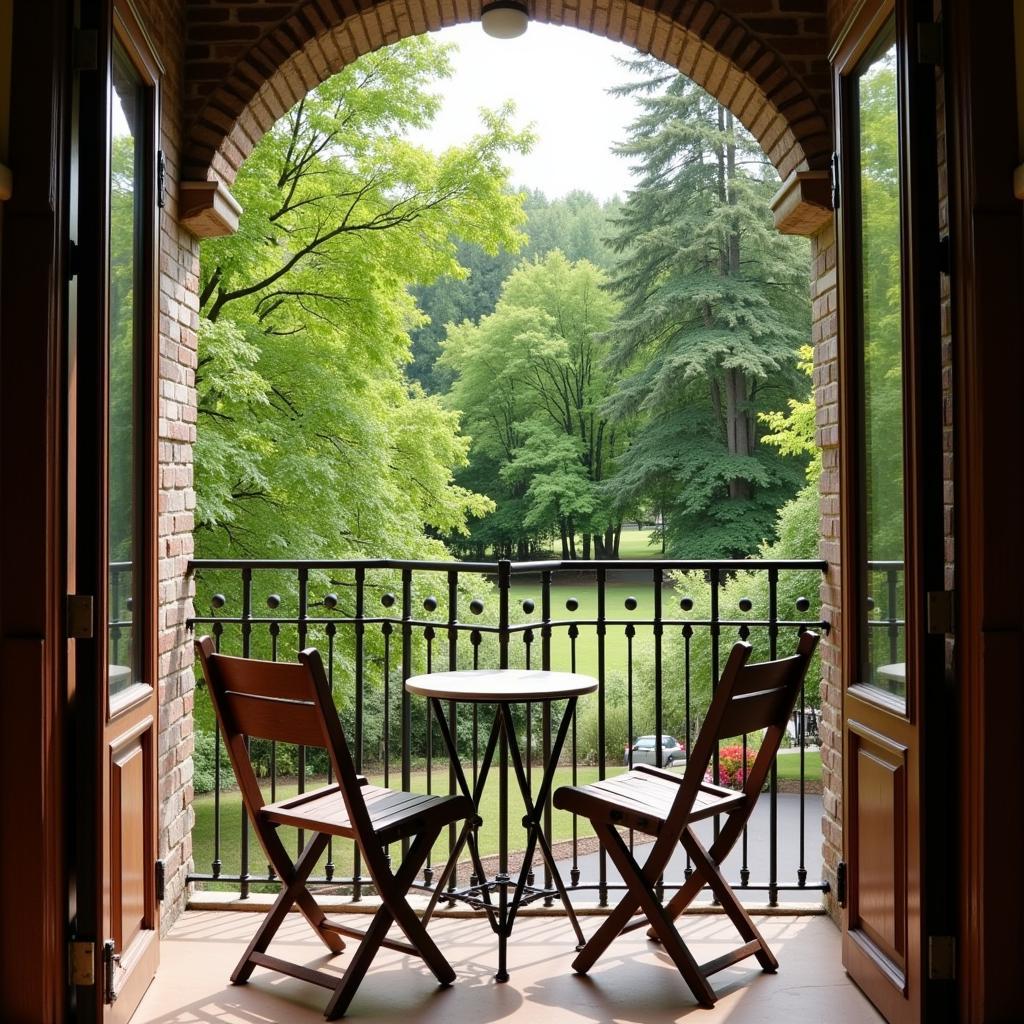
<box><xmin>194</xmin><ymin>636</ymin><xmax>473</xmax><ymax>1018</ymax></box>
<box><xmin>553</xmin><ymin>631</ymin><xmax>819</xmax><ymax>1008</ymax></box>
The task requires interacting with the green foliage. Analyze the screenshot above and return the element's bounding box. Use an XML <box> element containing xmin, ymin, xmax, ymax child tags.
<box><xmin>408</xmin><ymin>191</ymin><xmax>620</xmax><ymax>393</ymax></box>
<box><xmin>602</xmin><ymin>60</ymin><xmax>812</xmax><ymax>558</ymax></box>
<box><xmin>440</xmin><ymin>251</ymin><xmax>624</xmax><ymax>558</ymax></box>
<box><xmin>195</xmin><ymin>37</ymin><xmax>533</xmax><ymax>563</ymax></box>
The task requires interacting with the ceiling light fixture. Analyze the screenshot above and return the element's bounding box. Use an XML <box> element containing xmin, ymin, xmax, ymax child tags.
<box><xmin>481</xmin><ymin>0</ymin><xmax>529</xmax><ymax>39</ymax></box>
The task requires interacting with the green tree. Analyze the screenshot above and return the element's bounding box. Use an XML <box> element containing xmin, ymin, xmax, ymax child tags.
<box><xmin>195</xmin><ymin>37</ymin><xmax>531</xmax><ymax>562</ymax></box>
<box><xmin>604</xmin><ymin>60</ymin><xmax>811</xmax><ymax>557</ymax></box>
<box><xmin>440</xmin><ymin>251</ymin><xmax>623</xmax><ymax>558</ymax></box>
<box><xmin>408</xmin><ymin>190</ymin><xmax>620</xmax><ymax>393</ymax></box>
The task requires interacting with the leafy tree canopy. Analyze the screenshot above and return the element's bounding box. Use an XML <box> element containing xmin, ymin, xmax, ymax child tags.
<box><xmin>195</xmin><ymin>36</ymin><xmax>532</xmax><ymax>560</ymax></box>
<box><xmin>408</xmin><ymin>190</ymin><xmax>620</xmax><ymax>392</ymax></box>
<box><xmin>603</xmin><ymin>59</ymin><xmax>812</xmax><ymax>557</ymax></box>
<box><xmin>440</xmin><ymin>250</ymin><xmax>625</xmax><ymax>558</ymax></box>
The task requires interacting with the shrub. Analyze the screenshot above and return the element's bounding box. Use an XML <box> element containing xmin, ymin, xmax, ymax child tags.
<box><xmin>708</xmin><ymin>744</ymin><xmax>757</xmax><ymax>790</ymax></box>
<box><xmin>192</xmin><ymin>728</ymin><xmax>219</xmax><ymax>794</ymax></box>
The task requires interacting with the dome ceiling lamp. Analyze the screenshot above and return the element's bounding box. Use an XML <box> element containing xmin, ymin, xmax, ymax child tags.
<box><xmin>481</xmin><ymin>0</ymin><xmax>529</xmax><ymax>39</ymax></box>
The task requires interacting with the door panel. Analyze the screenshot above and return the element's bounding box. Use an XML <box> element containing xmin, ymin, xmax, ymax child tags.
<box><xmin>834</xmin><ymin>0</ymin><xmax>945</xmax><ymax>1020</ymax></box>
<box><xmin>72</xmin><ymin>0</ymin><xmax>162</xmax><ymax>1018</ymax></box>
<box><xmin>848</xmin><ymin>721</ymin><xmax>907</xmax><ymax>982</ymax></box>
<box><xmin>110</xmin><ymin>719</ymin><xmax>155</xmax><ymax>956</ymax></box>
<box><xmin>98</xmin><ymin>6</ymin><xmax>162</xmax><ymax>1017</ymax></box>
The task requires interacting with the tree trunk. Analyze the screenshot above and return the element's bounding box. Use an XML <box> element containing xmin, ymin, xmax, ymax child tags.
<box><xmin>724</xmin><ymin>367</ymin><xmax>753</xmax><ymax>500</ymax></box>
<box><xmin>567</xmin><ymin>521</ymin><xmax>578</xmax><ymax>559</ymax></box>
<box><xmin>560</xmin><ymin>521</ymin><xmax>570</xmax><ymax>559</ymax></box>
<box><xmin>582</xmin><ymin>533</ymin><xmax>592</xmax><ymax>559</ymax></box>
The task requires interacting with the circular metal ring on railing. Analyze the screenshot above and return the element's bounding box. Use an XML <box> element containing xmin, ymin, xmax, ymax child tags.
<box><xmin>323</xmin><ymin>593</ymin><xmax>338</xmax><ymax>609</ymax></box>
<box><xmin>795</xmin><ymin>596</ymin><xmax>811</xmax><ymax>613</ymax></box>
<box><xmin>565</xmin><ymin>597</ymin><xmax>579</xmax><ymax>611</ymax></box>
<box><xmin>866</xmin><ymin>596</ymin><xmax>875</xmax><ymax>611</ymax></box>
<box><xmin>521</xmin><ymin>598</ymin><xmax>535</xmax><ymax>614</ymax></box>
<box><xmin>679</xmin><ymin>596</ymin><xmax>693</xmax><ymax>611</ymax></box>
<box><xmin>211</xmin><ymin>593</ymin><xmax>226</xmax><ymax>610</ymax></box>
<box><xmin>381</xmin><ymin>592</ymin><xmax>396</xmax><ymax>608</ymax></box>
<box><xmin>267</xmin><ymin>594</ymin><xmax>281</xmax><ymax>610</ymax></box>
<box><xmin>423</xmin><ymin>596</ymin><xmax>438</xmax><ymax>612</ymax></box>
<box><xmin>738</xmin><ymin>597</ymin><xmax>752</xmax><ymax>612</ymax></box>
<box><xmin>469</xmin><ymin>599</ymin><xmax>484</xmax><ymax>615</ymax></box>
<box><xmin>125</xmin><ymin>597</ymin><xmax>133</xmax><ymax>611</ymax></box>
<box><xmin>624</xmin><ymin>596</ymin><xmax>638</xmax><ymax>611</ymax></box>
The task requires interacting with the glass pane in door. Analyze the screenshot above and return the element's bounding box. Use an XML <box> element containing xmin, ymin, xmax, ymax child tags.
<box><xmin>854</xmin><ymin>21</ymin><xmax>906</xmax><ymax>703</ymax></box>
<box><xmin>108</xmin><ymin>40</ymin><xmax>143</xmax><ymax>697</ymax></box>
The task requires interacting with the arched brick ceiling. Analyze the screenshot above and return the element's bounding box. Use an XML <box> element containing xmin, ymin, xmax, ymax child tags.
<box><xmin>183</xmin><ymin>0</ymin><xmax>831</xmax><ymax>188</ymax></box>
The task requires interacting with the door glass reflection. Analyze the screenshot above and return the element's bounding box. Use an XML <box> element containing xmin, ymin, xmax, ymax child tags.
<box><xmin>855</xmin><ymin>23</ymin><xmax>906</xmax><ymax>703</ymax></box>
<box><xmin>108</xmin><ymin>41</ymin><xmax>143</xmax><ymax>697</ymax></box>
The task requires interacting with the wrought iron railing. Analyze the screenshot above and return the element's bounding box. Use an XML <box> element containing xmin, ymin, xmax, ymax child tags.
<box><xmin>186</xmin><ymin>556</ymin><xmax>836</xmax><ymax>907</ymax></box>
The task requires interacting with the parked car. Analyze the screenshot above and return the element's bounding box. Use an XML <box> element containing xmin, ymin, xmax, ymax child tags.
<box><xmin>624</xmin><ymin>734</ymin><xmax>686</xmax><ymax>768</ymax></box>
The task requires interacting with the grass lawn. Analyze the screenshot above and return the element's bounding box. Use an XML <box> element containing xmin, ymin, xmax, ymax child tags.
<box><xmin>506</xmin><ymin>576</ymin><xmax>669</xmax><ymax>679</ymax></box>
<box><xmin>616</xmin><ymin>527</ymin><xmax>662</xmax><ymax>559</ymax></box>
<box><xmin>191</xmin><ymin>751</ymin><xmax>821</xmax><ymax>890</ymax></box>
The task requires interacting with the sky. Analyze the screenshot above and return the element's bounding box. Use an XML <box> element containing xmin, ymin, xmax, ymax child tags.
<box><xmin>406</xmin><ymin>23</ymin><xmax>651</xmax><ymax>202</ymax></box>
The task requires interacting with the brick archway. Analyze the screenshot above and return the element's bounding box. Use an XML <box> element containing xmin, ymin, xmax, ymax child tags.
<box><xmin>184</xmin><ymin>0</ymin><xmax>832</xmax><ymax>189</ymax></box>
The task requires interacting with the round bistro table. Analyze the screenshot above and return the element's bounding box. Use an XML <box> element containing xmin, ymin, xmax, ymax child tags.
<box><xmin>405</xmin><ymin>668</ymin><xmax>598</xmax><ymax>981</ymax></box>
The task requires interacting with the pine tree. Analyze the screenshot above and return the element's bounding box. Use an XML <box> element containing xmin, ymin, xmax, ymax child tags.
<box><xmin>604</xmin><ymin>60</ymin><xmax>811</xmax><ymax>557</ymax></box>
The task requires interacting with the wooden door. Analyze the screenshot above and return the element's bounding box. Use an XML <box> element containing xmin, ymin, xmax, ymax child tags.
<box><xmin>833</xmin><ymin>1</ymin><xmax>947</xmax><ymax>1022</ymax></box>
<box><xmin>73</xmin><ymin>1</ymin><xmax>163</xmax><ymax>1018</ymax></box>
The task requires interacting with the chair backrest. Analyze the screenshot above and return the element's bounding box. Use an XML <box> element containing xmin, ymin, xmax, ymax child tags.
<box><xmin>666</xmin><ymin>631</ymin><xmax>819</xmax><ymax>834</ymax></box>
<box><xmin>194</xmin><ymin>636</ymin><xmax>370</xmax><ymax>831</ymax></box>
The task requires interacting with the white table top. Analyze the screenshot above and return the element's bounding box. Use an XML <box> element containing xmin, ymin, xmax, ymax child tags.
<box><xmin>405</xmin><ymin>668</ymin><xmax>598</xmax><ymax>703</ymax></box>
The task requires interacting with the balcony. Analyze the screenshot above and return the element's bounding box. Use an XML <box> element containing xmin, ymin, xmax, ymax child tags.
<box><xmin>183</xmin><ymin>557</ymin><xmax>850</xmax><ymax>901</ymax></box>
<box><xmin>162</xmin><ymin>554</ymin><xmax>900</xmax><ymax>1020</ymax></box>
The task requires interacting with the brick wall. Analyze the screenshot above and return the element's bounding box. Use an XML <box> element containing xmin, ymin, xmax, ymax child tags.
<box><xmin>182</xmin><ymin>0</ymin><xmax>833</xmax><ymax>187</ymax></box>
<box><xmin>810</xmin><ymin>220</ymin><xmax>842</xmax><ymax>918</ymax></box>
<box><xmin>140</xmin><ymin>0</ymin><xmax>202</xmax><ymax>931</ymax></box>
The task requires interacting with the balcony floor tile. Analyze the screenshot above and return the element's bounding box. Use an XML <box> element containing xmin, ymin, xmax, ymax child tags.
<box><xmin>132</xmin><ymin>910</ymin><xmax>881</xmax><ymax>1023</ymax></box>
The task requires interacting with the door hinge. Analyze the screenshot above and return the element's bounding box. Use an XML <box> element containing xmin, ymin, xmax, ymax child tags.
<box><xmin>157</xmin><ymin>150</ymin><xmax>166</xmax><ymax>209</ymax></box>
<box><xmin>830</xmin><ymin>152</ymin><xmax>841</xmax><ymax>210</ymax></box>
<box><xmin>917</xmin><ymin>22</ymin><xmax>944</xmax><ymax>66</ymax></box>
<box><xmin>66</xmin><ymin>594</ymin><xmax>95</xmax><ymax>639</ymax></box>
<box><xmin>836</xmin><ymin>860</ymin><xmax>847</xmax><ymax>907</ymax></box>
<box><xmin>155</xmin><ymin>859</ymin><xmax>166</xmax><ymax>902</ymax></box>
<box><xmin>928</xmin><ymin>935</ymin><xmax>956</xmax><ymax>980</ymax></box>
<box><xmin>927</xmin><ymin>590</ymin><xmax>956</xmax><ymax>635</ymax></box>
<box><xmin>68</xmin><ymin>940</ymin><xmax>95</xmax><ymax>986</ymax></box>
<box><xmin>71</xmin><ymin>29</ymin><xmax>98</xmax><ymax>73</ymax></box>
<box><xmin>102</xmin><ymin>939</ymin><xmax>120</xmax><ymax>1004</ymax></box>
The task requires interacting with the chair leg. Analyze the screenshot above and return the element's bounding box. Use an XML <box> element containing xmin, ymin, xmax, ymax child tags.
<box><xmin>323</xmin><ymin>827</ymin><xmax>454</xmax><ymax>1020</ymax></box>
<box><xmin>233</xmin><ymin>832</ymin><xmax>338</xmax><ymax>984</ymax></box>
<box><xmin>591</xmin><ymin>825</ymin><xmax>717</xmax><ymax>1008</ymax></box>
<box><xmin>571</xmin><ymin>889</ymin><xmax>642</xmax><ymax>974</ymax></box>
<box><xmin>680</xmin><ymin>828</ymin><xmax>778</xmax><ymax>972</ymax></box>
<box><xmin>264</xmin><ymin>827</ymin><xmax>346</xmax><ymax>955</ymax></box>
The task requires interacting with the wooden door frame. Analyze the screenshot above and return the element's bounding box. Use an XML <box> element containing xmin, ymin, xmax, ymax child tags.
<box><xmin>0</xmin><ymin>0</ymin><xmax>73</xmax><ymax>1020</ymax></box>
<box><xmin>944</xmin><ymin>1</ymin><xmax>1024</xmax><ymax>1020</ymax></box>
<box><xmin>833</xmin><ymin>0</ymin><xmax>950</xmax><ymax>1019</ymax></box>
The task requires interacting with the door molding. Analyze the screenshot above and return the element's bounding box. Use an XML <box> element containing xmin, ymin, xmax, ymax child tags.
<box><xmin>945</xmin><ymin>1</ymin><xmax>1024</xmax><ymax>1019</ymax></box>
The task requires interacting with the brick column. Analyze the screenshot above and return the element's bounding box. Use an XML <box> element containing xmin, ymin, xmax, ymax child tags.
<box><xmin>147</xmin><ymin>0</ymin><xmax>201</xmax><ymax>931</ymax></box>
<box><xmin>811</xmin><ymin>221</ymin><xmax>843</xmax><ymax>922</ymax></box>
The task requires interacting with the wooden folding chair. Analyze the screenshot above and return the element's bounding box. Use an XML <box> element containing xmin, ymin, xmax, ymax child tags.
<box><xmin>195</xmin><ymin>636</ymin><xmax>473</xmax><ymax>1018</ymax></box>
<box><xmin>553</xmin><ymin>631</ymin><xmax>819</xmax><ymax>1008</ymax></box>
